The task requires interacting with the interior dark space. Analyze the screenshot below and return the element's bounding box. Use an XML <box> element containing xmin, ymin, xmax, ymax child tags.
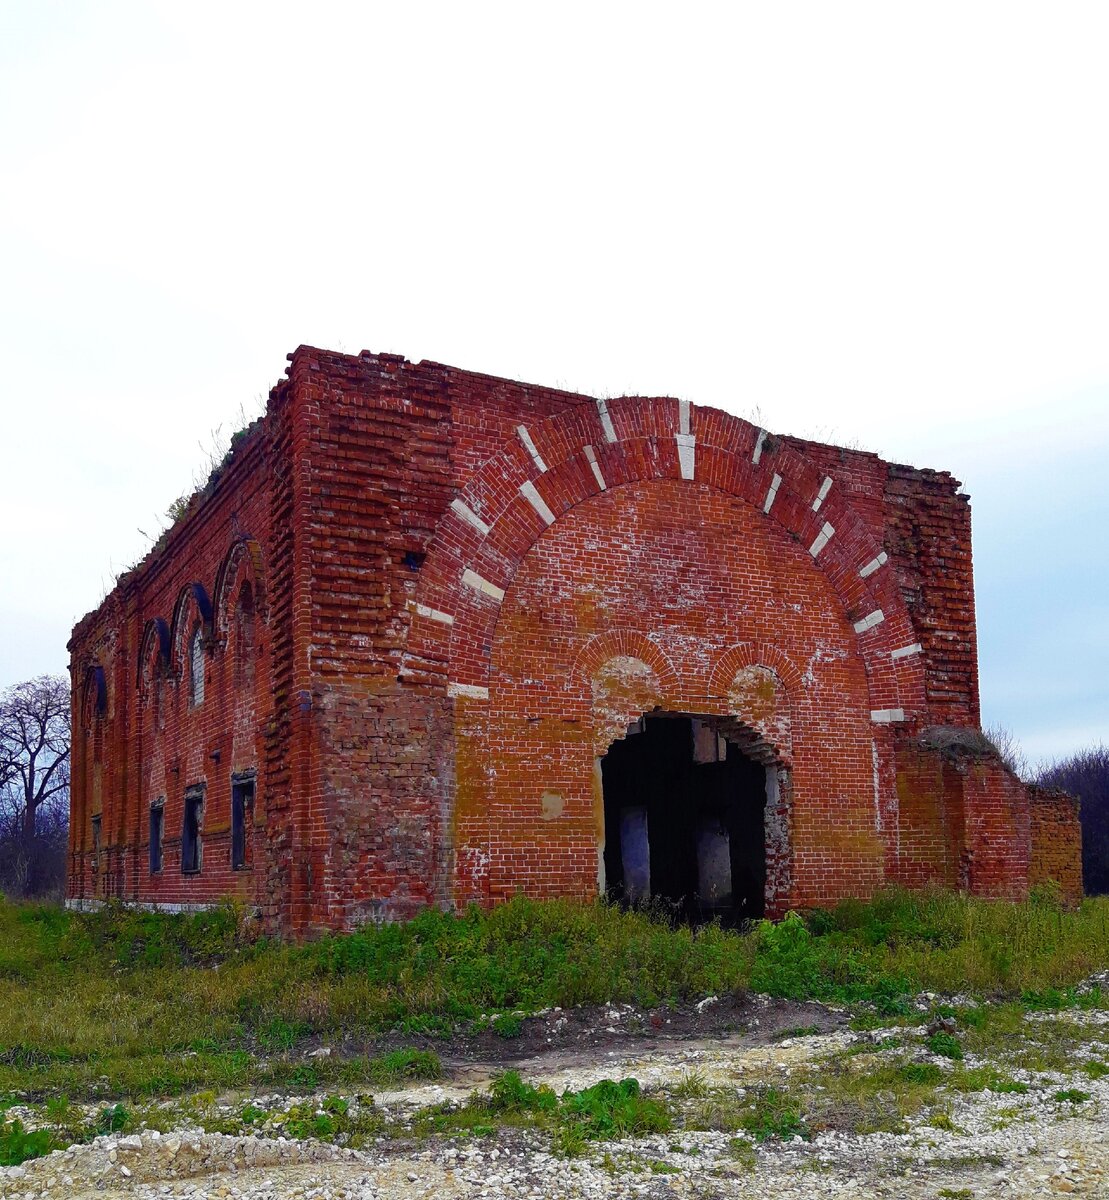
<box><xmin>601</xmin><ymin>713</ymin><xmax>766</xmax><ymax>924</ymax></box>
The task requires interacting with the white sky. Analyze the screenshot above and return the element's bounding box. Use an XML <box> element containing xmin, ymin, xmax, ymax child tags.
<box><xmin>1</xmin><ymin>1</ymin><xmax>1107</xmax><ymax>769</ymax></box>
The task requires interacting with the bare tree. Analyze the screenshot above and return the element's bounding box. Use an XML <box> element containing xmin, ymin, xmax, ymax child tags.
<box><xmin>0</xmin><ymin>674</ymin><xmax>70</xmax><ymax>898</ymax></box>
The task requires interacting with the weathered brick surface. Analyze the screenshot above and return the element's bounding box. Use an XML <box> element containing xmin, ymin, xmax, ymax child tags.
<box><xmin>1028</xmin><ymin>786</ymin><xmax>1084</xmax><ymax>905</ymax></box>
<box><xmin>883</xmin><ymin>465</ymin><xmax>979</xmax><ymax>725</ymax></box>
<box><xmin>68</xmin><ymin>424</ymin><xmax>273</xmax><ymax>912</ymax></box>
<box><xmin>67</xmin><ymin>347</ymin><xmax>1077</xmax><ymax>931</ymax></box>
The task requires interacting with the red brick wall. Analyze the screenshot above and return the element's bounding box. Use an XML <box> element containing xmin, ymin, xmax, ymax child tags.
<box><xmin>893</xmin><ymin>743</ymin><xmax>965</xmax><ymax>890</ymax></box>
<box><xmin>68</xmin><ymin>411</ymin><xmax>276</xmax><ymax>912</ymax></box>
<box><xmin>883</xmin><ymin>466</ymin><xmax>979</xmax><ymax>726</ymax></box>
<box><xmin>454</xmin><ymin>477</ymin><xmax>884</xmax><ymax>913</ymax></box>
<box><xmin>282</xmin><ymin>350</ymin><xmax>596</xmax><ymax>930</ymax></box>
<box><xmin>1029</xmin><ymin>786</ymin><xmax>1083</xmax><ymax>905</ymax></box>
<box><xmin>960</xmin><ymin>757</ymin><xmax>1032</xmax><ymax>901</ymax></box>
<box><xmin>894</xmin><ymin>735</ymin><xmax>1047</xmax><ymax>902</ymax></box>
<box><xmin>67</xmin><ymin>346</ymin><xmax>1073</xmax><ymax>931</ymax></box>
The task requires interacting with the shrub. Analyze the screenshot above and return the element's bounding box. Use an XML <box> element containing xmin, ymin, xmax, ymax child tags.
<box><xmin>488</xmin><ymin>1071</ymin><xmax>556</xmax><ymax>1113</ymax></box>
<box><xmin>491</xmin><ymin>1013</ymin><xmax>523</xmax><ymax>1038</ymax></box>
<box><xmin>0</xmin><ymin>1115</ymin><xmax>54</xmax><ymax>1166</ymax></box>
<box><xmin>95</xmin><ymin>1103</ymin><xmax>131</xmax><ymax>1134</ymax></box>
<box><xmin>925</xmin><ymin>1032</ymin><xmax>964</xmax><ymax>1060</ymax></box>
<box><xmin>559</xmin><ymin>1078</ymin><xmax>670</xmax><ymax>1141</ymax></box>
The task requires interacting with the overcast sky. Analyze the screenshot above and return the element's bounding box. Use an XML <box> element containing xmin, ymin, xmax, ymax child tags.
<box><xmin>1</xmin><ymin>2</ymin><xmax>1107</xmax><ymax>769</ymax></box>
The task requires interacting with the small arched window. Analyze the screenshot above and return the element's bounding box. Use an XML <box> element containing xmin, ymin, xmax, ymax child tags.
<box><xmin>235</xmin><ymin>581</ymin><xmax>256</xmax><ymax>688</ymax></box>
<box><xmin>189</xmin><ymin>627</ymin><xmax>205</xmax><ymax>706</ymax></box>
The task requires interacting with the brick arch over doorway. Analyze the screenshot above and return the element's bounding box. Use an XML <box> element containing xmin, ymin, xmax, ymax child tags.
<box><xmin>436</xmin><ymin>470</ymin><xmax>888</xmax><ymax>915</ymax></box>
<box><xmin>406</xmin><ymin>396</ymin><xmax>930</xmax><ymax>913</ymax></box>
<box><xmin>405</xmin><ymin>395</ymin><xmax>927</xmax><ymax>720</ymax></box>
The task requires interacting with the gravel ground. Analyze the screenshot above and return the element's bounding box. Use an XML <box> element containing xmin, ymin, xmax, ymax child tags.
<box><xmin>3</xmin><ymin>997</ymin><xmax>1107</xmax><ymax>1200</ymax></box>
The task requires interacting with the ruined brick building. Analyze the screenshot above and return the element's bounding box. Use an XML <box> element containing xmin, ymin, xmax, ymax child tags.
<box><xmin>67</xmin><ymin>347</ymin><xmax>1082</xmax><ymax>932</ymax></box>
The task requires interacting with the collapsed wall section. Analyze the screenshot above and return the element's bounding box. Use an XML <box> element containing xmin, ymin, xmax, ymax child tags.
<box><xmin>883</xmin><ymin>465</ymin><xmax>978</xmax><ymax>726</ymax></box>
<box><xmin>893</xmin><ymin>729</ymin><xmax>1081</xmax><ymax>904</ymax></box>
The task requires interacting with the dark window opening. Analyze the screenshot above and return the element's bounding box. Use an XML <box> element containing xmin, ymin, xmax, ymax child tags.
<box><xmin>231</xmin><ymin>777</ymin><xmax>254</xmax><ymax>870</ymax></box>
<box><xmin>182</xmin><ymin>789</ymin><xmax>204</xmax><ymax>873</ymax></box>
<box><xmin>91</xmin><ymin>814</ymin><xmax>102</xmax><ymax>872</ymax></box>
<box><xmin>602</xmin><ymin>714</ymin><xmax>767</xmax><ymax>925</ymax></box>
<box><xmin>149</xmin><ymin>802</ymin><xmax>164</xmax><ymax>874</ymax></box>
<box><xmin>403</xmin><ymin>550</ymin><xmax>426</xmax><ymax>571</ymax></box>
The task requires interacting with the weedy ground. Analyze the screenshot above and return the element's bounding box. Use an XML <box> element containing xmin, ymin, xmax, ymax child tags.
<box><xmin>1</xmin><ymin>887</ymin><xmax>1107</xmax><ymax>1170</ymax></box>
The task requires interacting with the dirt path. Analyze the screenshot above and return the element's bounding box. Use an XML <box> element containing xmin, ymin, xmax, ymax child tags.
<box><xmin>4</xmin><ymin>1000</ymin><xmax>1107</xmax><ymax>1199</ymax></box>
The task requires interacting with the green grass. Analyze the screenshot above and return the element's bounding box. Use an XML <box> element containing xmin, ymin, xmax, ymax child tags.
<box><xmin>737</xmin><ymin>1085</ymin><xmax>809</xmax><ymax>1142</ymax></box>
<box><xmin>0</xmin><ymin>891</ymin><xmax>1107</xmax><ymax>1100</ymax></box>
<box><xmin>408</xmin><ymin>1070</ymin><xmax>669</xmax><ymax>1156</ymax></box>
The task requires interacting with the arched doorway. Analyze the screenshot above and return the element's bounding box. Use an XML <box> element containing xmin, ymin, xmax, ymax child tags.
<box><xmin>601</xmin><ymin>712</ymin><xmax>778</xmax><ymax>924</ymax></box>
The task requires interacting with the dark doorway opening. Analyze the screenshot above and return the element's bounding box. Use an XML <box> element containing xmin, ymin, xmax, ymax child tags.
<box><xmin>602</xmin><ymin>714</ymin><xmax>767</xmax><ymax>924</ymax></box>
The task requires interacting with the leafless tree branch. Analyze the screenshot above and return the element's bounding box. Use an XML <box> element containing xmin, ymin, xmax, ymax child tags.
<box><xmin>0</xmin><ymin>673</ymin><xmax>71</xmax><ymax>898</ymax></box>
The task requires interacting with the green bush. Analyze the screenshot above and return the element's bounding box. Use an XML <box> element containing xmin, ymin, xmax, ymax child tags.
<box><xmin>0</xmin><ymin>1115</ymin><xmax>55</xmax><ymax>1166</ymax></box>
<box><xmin>488</xmin><ymin>1070</ymin><xmax>556</xmax><ymax>1113</ymax></box>
<box><xmin>751</xmin><ymin>913</ymin><xmax>821</xmax><ymax>999</ymax></box>
<box><xmin>750</xmin><ymin>910</ymin><xmax>912</xmax><ymax>1011</ymax></box>
<box><xmin>559</xmin><ymin>1078</ymin><xmax>670</xmax><ymax>1141</ymax></box>
<box><xmin>925</xmin><ymin>1032</ymin><xmax>964</xmax><ymax>1060</ymax></box>
<box><xmin>95</xmin><ymin>1103</ymin><xmax>132</xmax><ymax>1134</ymax></box>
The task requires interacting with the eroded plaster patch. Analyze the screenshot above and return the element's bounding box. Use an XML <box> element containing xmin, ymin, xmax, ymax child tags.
<box><xmin>540</xmin><ymin>790</ymin><xmax>565</xmax><ymax>820</ymax></box>
<box><xmin>591</xmin><ymin>655</ymin><xmax>663</xmax><ymax>753</ymax></box>
<box><xmin>728</xmin><ymin>665</ymin><xmax>792</xmax><ymax>757</ymax></box>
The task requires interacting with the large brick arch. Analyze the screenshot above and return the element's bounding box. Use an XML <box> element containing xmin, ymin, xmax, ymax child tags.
<box><xmin>408</xmin><ymin>396</ymin><xmax>926</xmax><ymax>722</ymax></box>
